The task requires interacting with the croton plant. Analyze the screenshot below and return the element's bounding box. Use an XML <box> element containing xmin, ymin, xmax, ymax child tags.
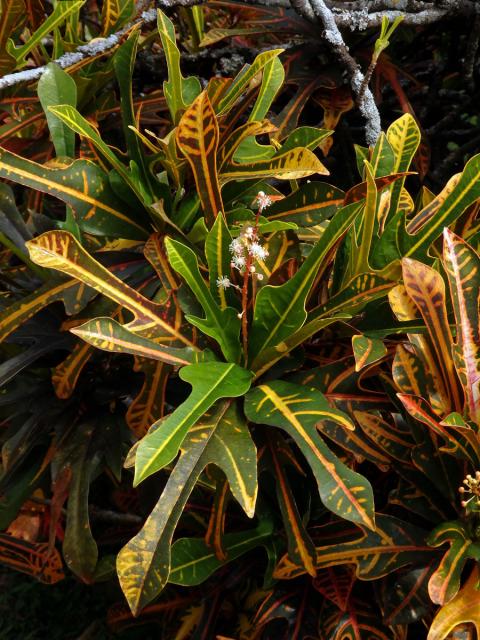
<box><xmin>1</xmin><ymin>2</ymin><xmax>480</xmax><ymax>638</ymax></box>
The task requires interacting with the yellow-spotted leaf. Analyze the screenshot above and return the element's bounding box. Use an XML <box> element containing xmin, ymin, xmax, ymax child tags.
<box><xmin>427</xmin><ymin>520</ymin><xmax>480</xmax><ymax>605</ymax></box>
<box><xmin>352</xmin><ymin>335</ymin><xmax>387</xmax><ymax>372</ymax></box>
<box><xmin>386</xmin><ymin>114</ymin><xmax>420</xmax><ymax>220</ymax></box>
<box><xmin>220</xmin><ymin>146</ymin><xmax>328</xmax><ymax>183</ymax></box>
<box><xmin>101</xmin><ymin>0</ymin><xmax>134</xmax><ymax>34</ymax></box>
<box><xmin>176</xmin><ymin>91</ymin><xmax>223</xmax><ymax>227</ymax></box>
<box><xmin>407</xmin><ymin>173</ymin><xmax>461</xmax><ymax>234</ymax></box>
<box><xmin>275</xmin><ymin>515</ymin><xmax>430</xmax><ymax>581</ymax></box>
<box><xmin>52</xmin><ymin>341</ymin><xmax>94</xmax><ymax>400</ymax></box>
<box><xmin>402</xmin><ymin>257</ymin><xmax>464</xmax><ymax>414</ymax></box>
<box><xmin>244</xmin><ymin>380</ymin><xmax>375</xmax><ymax>530</ymax></box>
<box><xmin>442</xmin><ymin>229</ymin><xmax>480</xmax><ymax>426</ymax></box>
<box><xmin>118</xmin><ymin>402</ymin><xmax>257</xmax><ymax>614</ymax></box>
<box><xmin>26</xmin><ymin>231</ymin><xmax>194</xmax><ymax>346</ymax></box>
<box><xmin>216</xmin><ymin>49</ymin><xmax>284</xmax><ymax>116</ymax></box>
<box><xmin>126</xmin><ymin>359</ymin><xmax>169</xmax><ymax>438</ymax></box>
<box><xmin>134</xmin><ymin>362</ymin><xmax>253</xmax><ymax>485</ymax></box>
<box><xmin>0</xmin><ymin>148</ymin><xmax>148</xmax><ymax>239</ymax></box>
<box><xmin>428</xmin><ymin>565</ymin><xmax>480</xmax><ymax>640</ymax></box>
<box><xmin>71</xmin><ymin>317</ymin><xmax>195</xmax><ymax>367</ymax></box>
<box><xmin>403</xmin><ymin>153</ymin><xmax>480</xmax><ymax>261</ymax></box>
<box><xmin>0</xmin><ymin>278</ymin><xmax>96</xmax><ymax>344</ymax></box>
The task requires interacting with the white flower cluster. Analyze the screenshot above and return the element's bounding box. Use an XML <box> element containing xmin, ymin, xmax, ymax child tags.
<box><xmin>216</xmin><ymin>192</ymin><xmax>272</xmax><ymax>291</ymax></box>
<box><xmin>229</xmin><ymin>225</ymin><xmax>268</xmax><ymax>275</ymax></box>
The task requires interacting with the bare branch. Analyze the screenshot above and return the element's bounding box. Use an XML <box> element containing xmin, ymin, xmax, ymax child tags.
<box><xmin>294</xmin><ymin>0</ymin><xmax>381</xmax><ymax>145</ymax></box>
<box><xmin>0</xmin><ymin>8</ymin><xmax>158</xmax><ymax>91</ymax></box>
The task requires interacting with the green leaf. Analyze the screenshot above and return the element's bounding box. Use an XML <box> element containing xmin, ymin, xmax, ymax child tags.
<box><xmin>134</xmin><ymin>362</ymin><xmax>253</xmax><ymax>485</ymax></box>
<box><xmin>169</xmin><ymin>520</ymin><xmax>272</xmax><ymax>586</ymax></box>
<box><xmin>352</xmin><ymin>335</ymin><xmax>387</xmax><ymax>371</ymax></box>
<box><xmin>113</xmin><ymin>29</ymin><xmax>153</xmax><ymax>200</ymax></box>
<box><xmin>8</xmin><ymin>0</ymin><xmax>84</xmax><ymax>65</ymax></box>
<box><xmin>0</xmin><ymin>148</ymin><xmax>148</xmax><ymax>239</ymax></box>
<box><xmin>245</xmin><ymin>380</ymin><xmax>375</xmax><ymax>530</ymax></box>
<box><xmin>59</xmin><ymin>421</ymin><xmax>101</xmax><ymax>582</ymax></box>
<box><xmin>277</xmin><ymin>126</ymin><xmax>332</xmax><ymax>154</ymax></box>
<box><xmin>216</xmin><ymin>49</ymin><xmax>284</xmax><ymax>115</ymax></box>
<box><xmin>157</xmin><ymin>9</ymin><xmax>202</xmax><ymax>123</ymax></box>
<box><xmin>205</xmin><ymin>214</ymin><xmax>235</xmax><ymax>309</ymax></box>
<box><xmin>118</xmin><ymin>401</ymin><xmax>257</xmax><ymax>614</ymax></box>
<box><xmin>265</xmin><ymin>182</ymin><xmax>344</xmax><ymax>227</ymax></box>
<box><xmin>310</xmin><ymin>272</ymin><xmax>394</xmax><ymax>318</ymax></box>
<box><xmin>249</xmin><ymin>202</ymin><xmax>360</xmax><ymax>368</ymax></box>
<box><xmin>249</xmin><ymin>56</ymin><xmax>285</xmax><ymax>121</ymax></box>
<box><xmin>47</xmin><ymin>104</ymin><xmax>150</xmax><ymax>204</ymax></box>
<box><xmin>38</xmin><ymin>63</ymin><xmax>77</xmax><ymax>158</ymax></box>
<box><xmin>165</xmin><ymin>237</ymin><xmax>241</xmax><ymax>362</ymax></box>
<box><xmin>252</xmin><ymin>315</ymin><xmax>349</xmax><ymax>379</ymax></box>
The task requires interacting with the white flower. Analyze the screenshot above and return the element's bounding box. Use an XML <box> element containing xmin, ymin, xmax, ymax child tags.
<box><xmin>249</xmin><ymin>242</ymin><xmax>268</xmax><ymax>261</ymax></box>
<box><xmin>231</xmin><ymin>255</ymin><xmax>246</xmax><ymax>270</ymax></box>
<box><xmin>254</xmin><ymin>191</ymin><xmax>272</xmax><ymax>212</ymax></box>
<box><xmin>244</xmin><ymin>226</ymin><xmax>254</xmax><ymax>238</ymax></box>
<box><xmin>216</xmin><ymin>276</ymin><xmax>232</xmax><ymax>290</ymax></box>
<box><xmin>229</xmin><ymin>238</ymin><xmax>243</xmax><ymax>255</ymax></box>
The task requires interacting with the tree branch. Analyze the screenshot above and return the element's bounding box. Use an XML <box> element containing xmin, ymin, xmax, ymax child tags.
<box><xmin>296</xmin><ymin>0</ymin><xmax>382</xmax><ymax>145</ymax></box>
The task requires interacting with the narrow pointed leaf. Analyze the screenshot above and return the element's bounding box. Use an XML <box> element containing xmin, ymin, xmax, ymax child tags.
<box><xmin>71</xmin><ymin>317</ymin><xmax>195</xmax><ymax>366</ymax></box>
<box><xmin>442</xmin><ymin>229</ymin><xmax>480</xmax><ymax>426</ymax></box>
<box><xmin>216</xmin><ymin>49</ymin><xmax>284</xmax><ymax>115</ymax></box>
<box><xmin>38</xmin><ymin>63</ymin><xmax>77</xmax><ymax>158</ymax></box>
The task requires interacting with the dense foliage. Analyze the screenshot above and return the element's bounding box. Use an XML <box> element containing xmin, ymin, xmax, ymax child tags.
<box><xmin>1</xmin><ymin>1</ymin><xmax>480</xmax><ymax>638</ymax></box>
